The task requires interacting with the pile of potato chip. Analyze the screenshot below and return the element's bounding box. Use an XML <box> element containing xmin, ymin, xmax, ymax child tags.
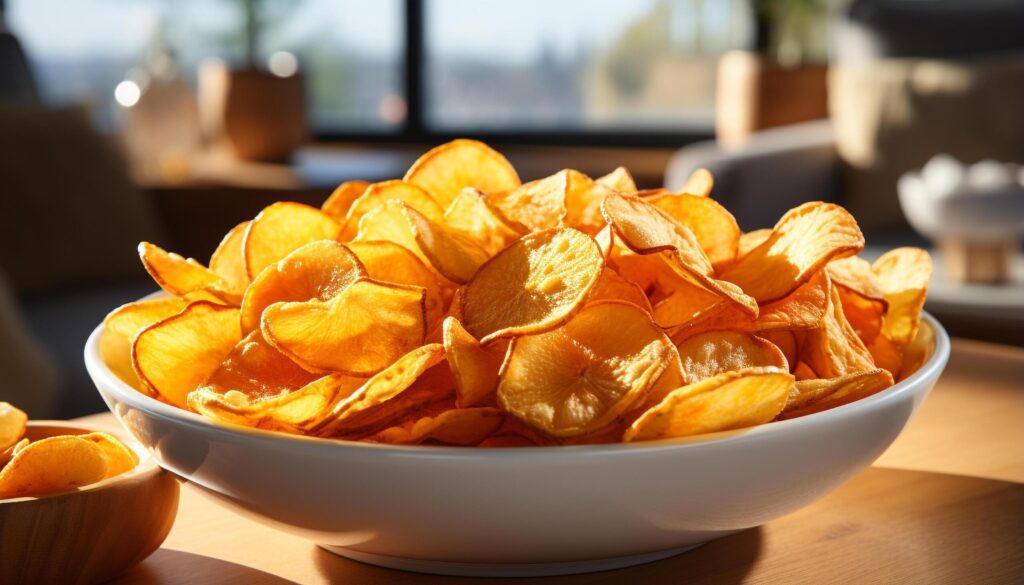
<box><xmin>101</xmin><ymin>139</ymin><xmax>932</xmax><ymax>446</ymax></box>
<box><xmin>0</xmin><ymin>402</ymin><xmax>139</xmax><ymax>498</ymax></box>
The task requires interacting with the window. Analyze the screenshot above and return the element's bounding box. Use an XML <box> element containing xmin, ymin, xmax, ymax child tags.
<box><xmin>7</xmin><ymin>0</ymin><xmax>405</xmax><ymax>132</ymax></box>
<box><xmin>7</xmin><ymin>0</ymin><xmax>751</xmax><ymax>142</ymax></box>
<box><xmin>423</xmin><ymin>0</ymin><xmax>752</xmax><ymax>132</ymax></box>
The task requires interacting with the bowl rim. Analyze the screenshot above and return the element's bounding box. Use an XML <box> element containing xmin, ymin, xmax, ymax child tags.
<box><xmin>84</xmin><ymin>312</ymin><xmax>950</xmax><ymax>459</ymax></box>
<box><xmin>0</xmin><ymin>420</ymin><xmax>162</xmax><ymax>504</ymax></box>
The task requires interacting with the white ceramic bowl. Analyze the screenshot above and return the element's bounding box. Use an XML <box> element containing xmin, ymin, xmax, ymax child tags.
<box><xmin>85</xmin><ymin>313</ymin><xmax>949</xmax><ymax>577</ymax></box>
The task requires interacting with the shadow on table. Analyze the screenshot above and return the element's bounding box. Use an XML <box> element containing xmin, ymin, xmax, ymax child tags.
<box><xmin>115</xmin><ymin>548</ymin><xmax>300</xmax><ymax>585</ymax></box>
<box><xmin>311</xmin><ymin>527</ymin><xmax>763</xmax><ymax>584</ymax></box>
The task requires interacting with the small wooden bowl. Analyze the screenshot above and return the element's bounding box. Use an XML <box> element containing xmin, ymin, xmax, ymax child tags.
<box><xmin>0</xmin><ymin>421</ymin><xmax>179</xmax><ymax>585</ymax></box>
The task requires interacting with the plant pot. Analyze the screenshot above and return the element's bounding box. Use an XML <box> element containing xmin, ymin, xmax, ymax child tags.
<box><xmin>198</xmin><ymin>60</ymin><xmax>308</xmax><ymax>162</ymax></box>
<box><xmin>715</xmin><ymin>50</ymin><xmax>828</xmax><ymax>148</ymax></box>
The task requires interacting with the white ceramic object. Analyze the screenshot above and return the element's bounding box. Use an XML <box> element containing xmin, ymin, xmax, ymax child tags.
<box><xmin>85</xmin><ymin>314</ymin><xmax>949</xmax><ymax>577</ymax></box>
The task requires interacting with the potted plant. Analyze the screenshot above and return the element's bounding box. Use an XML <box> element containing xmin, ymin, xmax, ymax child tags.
<box><xmin>715</xmin><ymin>0</ymin><xmax>830</xmax><ymax>147</ymax></box>
<box><xmin>198</xmin><ymin>0</ymin><xmax>307</xmax><ymax>162</ymax></box>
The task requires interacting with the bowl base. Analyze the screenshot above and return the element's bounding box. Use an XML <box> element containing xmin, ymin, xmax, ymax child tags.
<box><xmin>319</xmin><ymin>543</ymin><xmax>704</xmax><ymax>577</ymax></box>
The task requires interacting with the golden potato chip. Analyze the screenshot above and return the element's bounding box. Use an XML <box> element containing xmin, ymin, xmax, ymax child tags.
<box><xmin>565</xmin><ymin>169</ymin><xmax>616</xmax><ymax>234</ymax></box>
<box><xmin>873</xmin><ymin>247</ymin><xmax>932</xmax><ymax>345</ymax></box>
<box><xmin>680</xmin><ymin>167</ymin><xmax>713</xmax><ymax>197</ymax></box>
<box><xmin>602</xmin><ymin>193</ymin><xmax>756</xmax><ymax>316</ymax></box>
<box><xmin>346</xmin><ymin>240</ymin><xmax>447</xmax><ymax>328</ymax></box>
<box><xmin>0</xmin><ymin>402</ymin><xmax>27</xmax><ymax>453</ymax></box>
<box><xmin>586</xmin><ymin>267</ymin><xmax>653</xmax><ymax>312</ymax></box>
<box><xmin>262</xmin><ymin>278</ymin><xmax>426</xmax><ymax>376</ymax></box>
<box><xmin>0</xmin><ymin>438</ymin><xmax>28</xmax><ymax>469</ymax></box>
<box><xmin>829</xmin><ymin>256</ymin><xmax>887</xmax><ymax>342</ymax></box>
<box><xmin>209</xmin><ymin>221</ymin><xmax>251</xmax><ymax>294</ymax></box>
<box><xmin>188</xmin><ymin>374</ymin><xmax>362</xmax><ymax>432</ymax></box>
<box><xmin>314</xmin><ymin>344</ymin><xmax>450</xmax><ymax>437</ymax></box>
<box><xmin>781</xmin><ymin>368</ymin><xmax>893</xmax><ymax>419</ymax></box>
<box><xmin>0</xmin><ymin>436</ymin><xmax>108</xmax><ymax>498</ymax></box>
<box><xmin>867</xmin><ymin>334</ymin><xmax>903</xmax><ymax>380</ymax></box>
<box><xmin>497</xmin><ymin>301</ymin><xmax>677</xmax><ymax>438</ymax></box>
<box><xmin>793</xmin><ymin>361</ymin><xmax>817</xmax><ymax>381</ymax></box>
<box><xmin>240</xmin><ymin>240</ymin><xmax>366</xmax><ymax>333</ymax></box>
<box><xmin>624</xmin><ymin>368</ymin><xmax>793</xmax><ymax>442</ymax></box>
<box><xmin>759</xmin><ymin>329</ymin><xmax>798</xmax><ymax>371</ymax></box>
<box><xmin>374</xmin><ymin>407</ymin><xmax>505</xmax><ymax>446</ymax></box>
<box><xmin>737</xmin><ymin>229</ymin><xmax>771</xmax><ymax>258</ymax></box>
<box><xmin>132</xmin><ymin>301</ymin><xmax>241</xmax><ymax>407</ymax></box>
<box><xmin>80</xmin><ymin>432</ymin><xmax>139</xmax><ymax>478</ymax></box>
<box><xmin>102</xmin><ymin>297</ymin><xmax>192</xmax><ymax>392</ymax></box>
<box><xmin>648</xmin><ymin>192</ymin><xmax>740</xmax><ymax>267</ymax></box>
<box><xmin>403</xmin><ymin>204</ymin><xmax>490</xmax><ymax>284</ymax></box>
<box><xmin>200</xmin><ymin>330</ymin><xmax>319</xmax><ymax>400</ymax></box>
<box><xmin>352</xmin><ymin>200</ymin><xmax>427</xmax><ymax>263</ymax></box>
<box><xmin>676</xmin><ymin>331</ymin><xmax>789</xmax><ymax>385</ymax></box>
<box><xmin>663</xmin><ymin>270</ymin><xmax>830</xmax><ymax>338</ymax></box>
<box><xmin>495</xmin><ymin>169</ymin><xmax>569</xmax><ymax>231</ymax></box>
<box><xmin>339</xmin><ymin>180</ymin><xmax>445</xmax><ymax>240</ymax></box>
<box><xmin>444</xmin><ymin>187</ymin><xmax>526</xmax><ymax>255</ymax></box>
<box><xmin>442</xmin><ymin>317</ymin><xmax>506</xmax><ymax>408</ymax></box>
<box><xmin>719</xmin><ymin>202</ymin><xmax>864</xmax><ymax>302</ymax></box>
<box><xmin>798</xmin><ymin>281</ymin><xmax>876</xmax><ymax>378</ymax></box>
<box><xmin>139</xmin><ymin>242</ymin><xmax>240</xmax><ymax>304</ymax></box>
<box><xmin>321</xmin><ymin>179</ymin><xmax>369</xmax><ymax>221</ymax></box>
<box><xmin>405</xmin><ymin>139</ymin><xmax>520</xmax><ymax>209</ymax></box>
<box><xmin>460</xmin><ymin>228</ymin><xmax>603</xmax><ymax>342</ymax></box>
<box><xmin>596</xmin><ymin>166</ymin><xmax>637</xmax><ymax>195</ymax></box>
<box><xmin>243</xmin><ymin>202</ymin><xmax>341</xmax><ymax>279</ymax></box>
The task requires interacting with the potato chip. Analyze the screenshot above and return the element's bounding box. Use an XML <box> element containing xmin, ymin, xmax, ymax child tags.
<box><xmin>321</xmin><ymin>179</ymin><xmax>369</xmax><ymax>221</ymax></box>
<box><xmin>781</xmin><ymin>368</ymin><xmax>893</xmax><ymax>419</ymax></box>
<box><xmin>565</xmin><ymin>169</ymin><xmax>616</xmax><ymax>234</ymax></box>
<box><xmin>829</xmin><ymin>256</ymin><xmax>887</xmax><ymax>342</ymax></box>
<box><xmin>139</xmin><ymin>242</ymin><xmax>240</xmax><ymax>304</ymax></box>
<box><xmin>405</xmin><ymin>139</ymin><xmax>520</xmax><ymax>209</ymax></box>
<box><xmin>444</xmin><ymin>187</ymin><xmax>526</xmax><ymax>255</ymax></box>
<box><xmin>314</xmin><ymin>344</ymin><xmax>450</xmax><ymax>437</ymax></box>
<box><xmin>0</xmin><ymin>402</ymin><xmax>27</xmax><ymax>453</ymax></box>
<box><xmin>867</xmin><ymin>334</ymin><xmax>903</xmax><ymax>380</ymax></box>
<box><xmin>374</xmin><ymin>407</ymin><xmax>505</xmax><ymax>446</ymax></box>
<box><xmin>80</xmin><ymin>432</ymin><xmax>139</xmax><ymax>478</ymax></box>
<box><xmin>240</xmin><ymin>240</ymin><xmax>366</xmax><ymax>333</ymax></box>
<box><xmin>345</xmin><ymin>240</ymin><xmax>447</xmax><ymax>328</ymax></box>
<box><xmin>132</xmin><ymin>301</ymin><xmax>241</xmax><ymax>407</ymax></box>
<box><xmin>0</xmin><ymin>438</ymin><xmax>28</xmax><ymax>469</ymax></box>
<box><xmin>461</xmin><ymin>228</ymin><xmax>603</xmax><ymax>342</ymax></box>
<box><xmin>495</xmin><ymin>170</ymin><xmax>569</xmax><ymax>231</ymax></box>
<box><xmin>596</xmin><ymin>166</ymin><xmax>637</xmax><ymax>195</ymax></box>
<box><xmin>719</xmin><ymin>202</ymin><xmax>864</xmax><ymax>302</ymax></box>
<box><xmin>102</xmin><ymin>297</ymin><xmax>192</xmax><ymax>392</ymax></box>
<box><xmin>586</xmin><ymin>267</ymin><xmax>653</xmax><ymax>312</ymax></box>
<box><xmin>602</xmin><ymin>193</ymin><xmax>757</xmax><ymax>316</ymax></box>
<box><xmin>648</xmin><ymin>192</ymin><xmax>740</xmax><ymax>267</ymax></box>
<box><xmin>759</xmin><ymin>329</ymin><xmax>798</xmax><ymax>371</ymax></box>
<box><xmin>497</xmin><ymin>301</ymin><xmax>677</xmax><ymax>438</ymax></box>
<box><xmin>200</xmin><ymin>330</ymin><xmax>319</xmax><ymax>400</ymax></box>
<box><xmin>873</xmin><ymin>247</ymin><xmax>932</xmax><ymax>345</ymax></box>
<box><xmin>680</xmin><ymin>167</ymin><xmax>713</xmax><ymax>197</ymax></box>
<box><xmin>243</xmin><ymin>202</ymin><xmax>341</xmax><ymax>279</ymax></box>
<box><xmin>798</xmin><ymin>281</ymin><xmax>876</xmax><ymax>378</ymax></box>
<box><xmin>442</xmin><ymin>317</ymin><xmax>506</xmax><ymax>408</ymax></box>
<box><xmin>0</xmin><ymin>436</ymin><xmax>108</xmax><ymax>498</ymax></box>
<box><xmin>352</xmin><ymin>200</ymin><xmax>427</xmax><ymax>264</ymax></box>
<box><xmin>676</xmin><ymin>331</ymin><xmax>789</xmax><ymax>385</ymax></box>
<box><xmin>339</xmin><ymin>180</ymin><xmax>445</xmax><ymax>240</ymax></box>
<box><xmin>737</xmin><ymin>229</ymin><xmax>771</xmax><ymax>258</ymax></box>
<box><xmin>403</xmin><ymin>204</ymin><xmax>490</xmax><ymax>284</ymax></box>
<box><xmin>189</xmin><ymin>374</ymin><xmax>362</xmax><ymax>432</ymax></box>
<box><xmin>624</xmin><ymin>368</ymin><xmax>793</xmax><ymax>442</ymax></box>
<box><xmin>209</xmin><ymin>221</ymin><xmax>251</xmax><ymax>294</ymax></box>
<box><xmin>262</xmin><ymin>278</ymin><xmax>426</xmax><ymax>376</ymax></box>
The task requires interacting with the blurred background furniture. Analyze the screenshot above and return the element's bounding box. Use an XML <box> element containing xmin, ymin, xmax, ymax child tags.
<box><xmin>667</xmin><ymin>0</ymin><xmax>1024</xmax><ymax>344</ymax></box>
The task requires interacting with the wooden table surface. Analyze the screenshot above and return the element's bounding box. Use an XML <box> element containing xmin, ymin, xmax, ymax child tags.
<box><xmin>79</xmin><ymin>338</ymin><xmax>1024</xmax><ymax>584</ymax></box>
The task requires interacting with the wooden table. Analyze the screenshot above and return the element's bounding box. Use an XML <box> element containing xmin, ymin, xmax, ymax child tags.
<box><xmin>80</xmin><ymin>338</ymin><xmax>1024</xmax><ymax>584</ymax></box>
